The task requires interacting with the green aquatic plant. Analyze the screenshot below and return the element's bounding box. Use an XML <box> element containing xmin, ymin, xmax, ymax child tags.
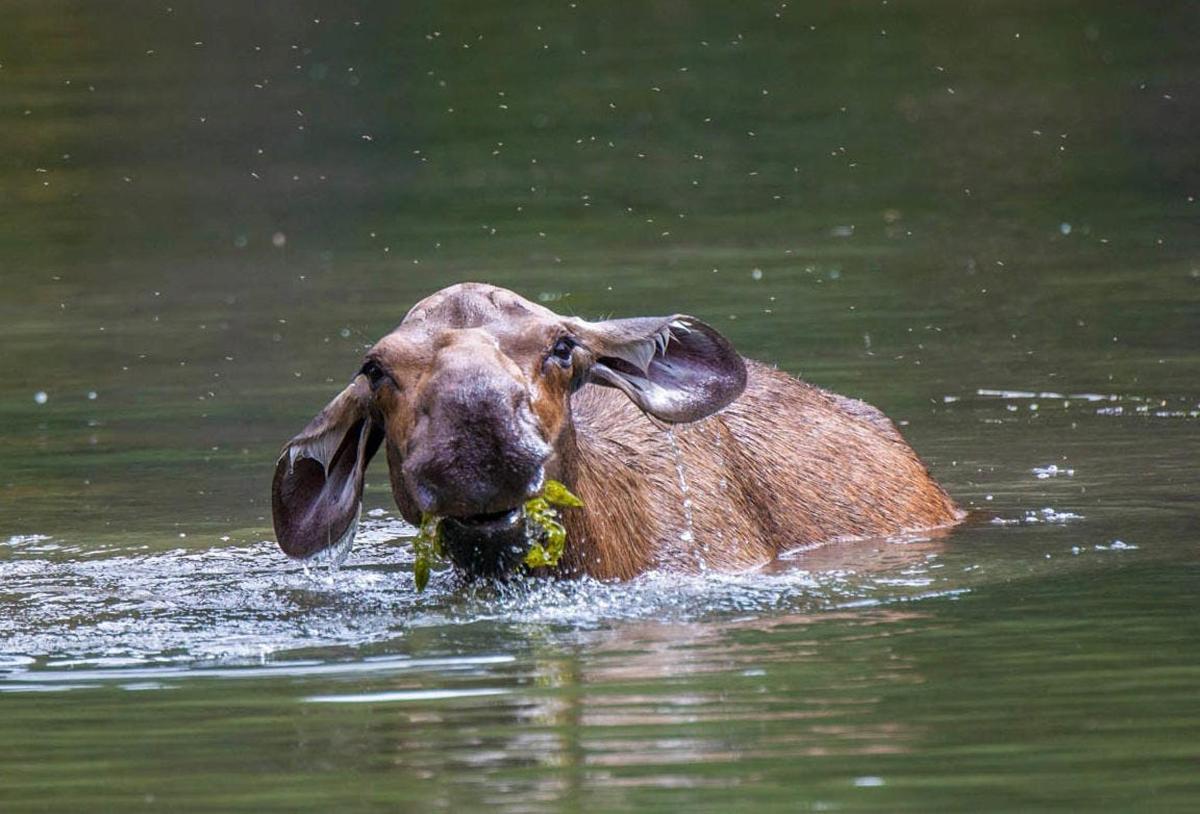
<box><xmin>410</xmin><ymin>480</ymin><xmax>584</xmax><ymax>591</ymax></box>
<box><xmin>521</xmin><ymin>480</ymin><xmax>585</xmax><ymax>569</ymax></box>
<box><xmin>411</xmin><ymin>513</ymin><xmax>443</xmax><ymax>592</ymax></box>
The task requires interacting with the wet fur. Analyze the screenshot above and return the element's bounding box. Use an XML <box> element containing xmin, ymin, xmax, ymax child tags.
<box><xmin>556</xmin><ymin>361</ymin><xmax>962</xmax><ymax>580</ymax></box>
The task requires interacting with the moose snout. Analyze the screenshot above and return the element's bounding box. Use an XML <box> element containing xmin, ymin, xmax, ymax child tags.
<box><xmin>402</xmin><ymin>373</ymin><xmax>550</xmax><ymax>518</ymax></box>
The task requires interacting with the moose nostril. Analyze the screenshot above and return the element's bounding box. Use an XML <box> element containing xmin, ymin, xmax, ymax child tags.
<box><xmin>411</xmin><ymin>481</ymin><xmax>439</xmax><ymax>515</ymax></box>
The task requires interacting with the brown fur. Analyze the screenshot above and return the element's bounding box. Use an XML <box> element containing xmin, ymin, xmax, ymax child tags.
<box><xmin>556</xmin><ymin>361</ymin><xmax>961</xmax><ymax>579</ymax></box>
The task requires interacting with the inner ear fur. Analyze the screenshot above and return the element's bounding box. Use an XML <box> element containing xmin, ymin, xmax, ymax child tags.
<box><xmin>271</xmin><ymin>377</ymin><xmax>383</xmax><ymax>559</ymax></box>
<box><xmin>572</xmin><ymin>314</ymin><xmax>747</xmax><ymax>423</ymax></box>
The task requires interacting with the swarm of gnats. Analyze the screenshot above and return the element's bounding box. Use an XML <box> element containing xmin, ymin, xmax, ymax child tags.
<box><xmin>410</xmin><ymin>480</ymin><xmax>584</xmax><ymax>591</ymax></box>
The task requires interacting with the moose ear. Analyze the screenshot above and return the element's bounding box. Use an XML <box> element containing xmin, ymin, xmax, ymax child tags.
<box><xmin>574</xmin><ymin>315</ymin><xmax>747</xmax><ymax>423</ymax></box>
<box><xmin>271</xmin><ymin>377</ymin><xmax>383</xmax><ymax>560</ymax></box>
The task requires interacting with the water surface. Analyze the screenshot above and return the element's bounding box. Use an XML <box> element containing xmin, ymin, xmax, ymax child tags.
<box><xmin>1</xmin><ymin>2</ymin><xmax>1198</xmax><ymax>811</ymax></box>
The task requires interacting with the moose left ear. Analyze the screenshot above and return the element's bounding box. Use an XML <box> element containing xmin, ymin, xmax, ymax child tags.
<box><xmin>271</xmin><ymin>377</ymin><xmax>383</xmax><ymax>560</ymax></box>
<box><xmin>573</xmin><ymin>314</ymin><xmax>747</xmax><ymax>423</ymax></box>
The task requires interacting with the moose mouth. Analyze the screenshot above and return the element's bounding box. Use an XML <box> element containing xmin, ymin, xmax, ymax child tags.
<box><xmin>440</xmin><ymin>507</ymin><xmax>531</xmax><ymax>578</ymax></box>
<box><xmin>445</xmin><ymin>507</ymin><xmax>523</xmax><ymax>532</ymax></box>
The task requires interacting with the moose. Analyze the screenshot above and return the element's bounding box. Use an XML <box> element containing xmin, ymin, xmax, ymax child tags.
<box><xmin>272</xmin><ymin>283</ymin><xmax>961</xmax><ymax>581</ymax></box>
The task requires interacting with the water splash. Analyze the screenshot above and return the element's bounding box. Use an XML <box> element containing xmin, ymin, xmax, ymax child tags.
<box><xmin>990</xmin><ymin>507</ymin><xmax>1084</xmax><ymax>526</ymax></box>
<box><xmin>1032</xmin><ymin>464</ymin><xmax>1075</xmax><ymax>479</ymax></box>
<box><xmin>665</xmin><ymin>426</ymin><xmax>704</xmax><ymax>570</ymax></box>
<box><xmin>0</xmin><ymin>513</ymin><xmax>961</xmax><ymax>686</ymax></box>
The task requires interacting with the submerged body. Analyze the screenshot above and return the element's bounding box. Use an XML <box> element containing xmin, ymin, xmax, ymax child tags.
<box><xmin>272</xmin><ymin>283</ymin><xmax>960</xmax><ymax>581</ymax></box>
<box><xmin>558</xmin><ymin>362</ymin><xmax>961</xmax><ymax>579</ymax></box>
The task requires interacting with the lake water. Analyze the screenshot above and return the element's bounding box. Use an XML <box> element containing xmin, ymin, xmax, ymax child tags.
<box><xmin>1</xmin><ymin>2</ymin><xmax>1197</xmax><ymax>811</ymax></box>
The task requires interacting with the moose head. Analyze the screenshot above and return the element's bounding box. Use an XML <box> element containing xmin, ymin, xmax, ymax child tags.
<box><xmin>271</xmin><ymin>283</ymin><xmax>746</xmax><ymax>578</ymax></box>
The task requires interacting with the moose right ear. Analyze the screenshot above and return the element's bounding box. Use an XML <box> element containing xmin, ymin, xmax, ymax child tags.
<box><xmin>573</xmin><ymin>314</ymin><xmax>747</xmax><ymax>423</ymax></box>
<box><xmin>271</xmin><ymin>377</ymin><xmax>383</xmax><ymax>560</ymax></box>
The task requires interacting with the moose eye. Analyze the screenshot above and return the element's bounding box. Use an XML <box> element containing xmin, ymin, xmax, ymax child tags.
<box><xmin>360</xmin><ymin>359</ymin><xmax>388</xmax><ymax>389</ymax></box>
<box><xmin>549</xmin><ymin>337</ymin><xmax>576</xmax><ymax>367</ymax></box>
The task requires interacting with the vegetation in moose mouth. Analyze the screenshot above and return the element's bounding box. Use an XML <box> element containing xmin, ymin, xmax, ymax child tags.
<box><xmin>410</xmin><ymin>480</ymin><xmax>584</xmax><ymax>591</ymax></box>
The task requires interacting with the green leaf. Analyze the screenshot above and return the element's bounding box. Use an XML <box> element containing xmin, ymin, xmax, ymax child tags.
<box><xmin>411</xmin><ymin>513</ymin><xmax>443</xmax><ymax>592</ymax></box>
<box><xmin>542</xmin><ymin>479</ymin><xmax>584</xmax><ymax>508</ymax></box>
<box><xmin>522</xmin><ymin>484</ymin><xmax>576</xmax><ymax>569</ymax></box>
<box><xmin>414</xmin><ymin>557</ymin><xmax>430</xmax><ymax>592</ymax></box>
<box><xmin>523</xmin><ymin>542</ymin><xmax>553</xmax><ymax>568</ymax></box>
